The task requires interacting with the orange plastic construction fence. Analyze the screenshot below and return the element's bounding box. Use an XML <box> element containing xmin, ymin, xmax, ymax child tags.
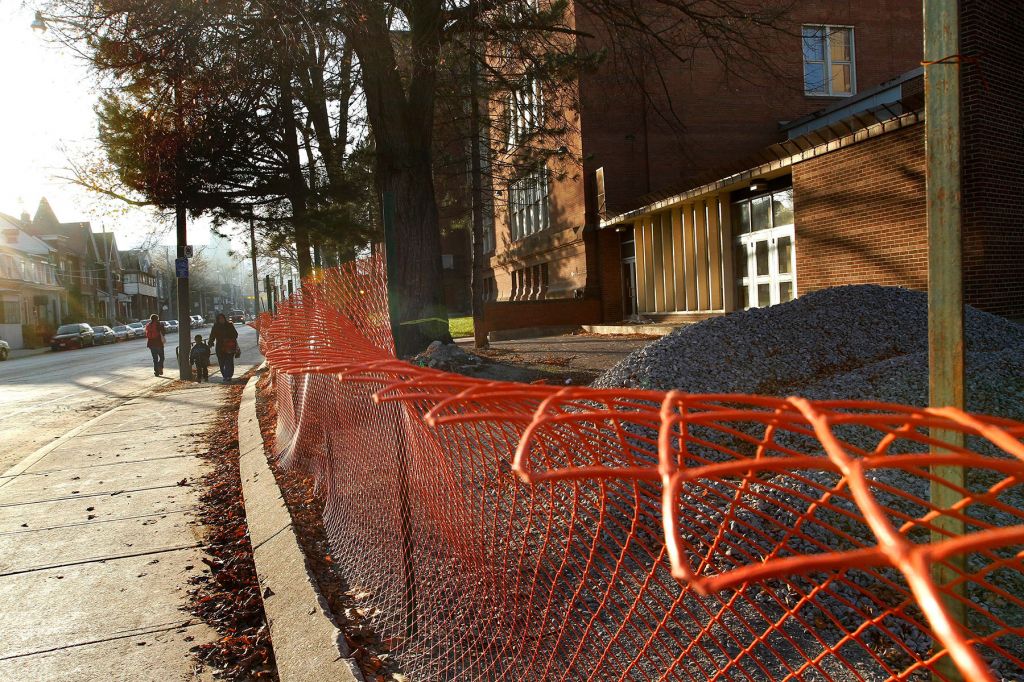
<box><xmin>256</xmin><ymin>255</ymin><xmax>1024</xmax><ymax>681</ymax></box>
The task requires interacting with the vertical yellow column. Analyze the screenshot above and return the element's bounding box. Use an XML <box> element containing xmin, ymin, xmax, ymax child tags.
<box><xmin>707</xmin><ymin>196</ymin><xmax>724</xmax><ymax>310</ymax></box>
<box><xmin>651</xmin><ymin>214</ymin><xmax>664</xmax><ymax>312</ymax></box>
<box><xmin>683</xmin><ymin>204</ymin><xmax>697</xmax><ymax>310</ymax></box>
<box><xmin>695</xmin><ymin>201</ymin><xmax>710</xmax><ymax>311</ymax></box>
<box><xmin>643</xmin><ymin>216</ymin><xmax>656</xmax><ymax>313</ymax></box>
<box><xmin>634</xmin><ymin>220</ymin><xmax>647</xmax><ymax>314</ymax></box>
<box><xmin>671</xmin><ymin>207</ymin><xmax>686</xmax><ymax>309</ymax></box>
<box><xmin>659</xmin><ymin>212</ymin><xmax>675</xmax><ymax>311</ymax></box>
<box><xmin>720</xmin><ymin>200</ymin><xmax>736</xmax><ymax>312</ymax></box>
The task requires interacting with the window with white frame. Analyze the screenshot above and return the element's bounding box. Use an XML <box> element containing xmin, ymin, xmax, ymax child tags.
<box><xmin>802</xmin><ymin>25</ymin><xmax>855</xmax><ymax>96</ymax></box>
<box><xmin>509</xmin><ymin>167</ymin><xmax>550</xmax><ymax>241</ymax></box>
<box><xmin>508</xmin><ymin>76</ymin><xmax>543</xmax><ymax>146</ymax></box>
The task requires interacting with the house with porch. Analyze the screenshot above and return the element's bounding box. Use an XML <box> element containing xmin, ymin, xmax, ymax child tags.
<box><xmin>92</xmin><ymin>231</ymin><xmax>131</xmax><ymax>322</ymax></box>
<box><xmin>0</xmin><ymin>214</ymin><xmax>65</xmax><ymax>349</ymax></box>
<box><xmin>23</xmin><ymin>198</ymin><xmax>105</xmax><ymax>323</ymax></box>
<box><xmin>119</xmin><ymin>250</ymin><xmax>159</xmax><ymax>320</ymax></box>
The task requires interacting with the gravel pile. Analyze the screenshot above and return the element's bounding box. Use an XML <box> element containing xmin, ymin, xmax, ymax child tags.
<box><xmin>594</xmin><ymin>285</ymin><xmax>1024</xmax><ymax>420</ymax></box>
<box><xmin>592</xmin><ymin>285</ymin><xmax>1024</xmax><ymax>677</ymax></box>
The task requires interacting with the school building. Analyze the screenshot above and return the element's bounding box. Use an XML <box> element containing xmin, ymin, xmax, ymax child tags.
<box><xmin>476</xmin><ymin>0</ymin><xmax>1024</xmax><ymax>338</ymax></box>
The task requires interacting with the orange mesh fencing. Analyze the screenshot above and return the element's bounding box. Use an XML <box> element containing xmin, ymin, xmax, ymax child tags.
<box><xmin>255</xmin><ymin>255</ymin><xmax>1024</xmax><ymax>681</ymax></box>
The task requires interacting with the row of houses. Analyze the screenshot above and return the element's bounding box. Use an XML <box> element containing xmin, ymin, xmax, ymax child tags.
<box><xmin>438</xmin><ymin>0</ymin><xmax>1023</xmax><ymax>339</ymax></box>
<box><xmin>0</xmin><ymin>199</ymin><xmax>166</xmax><ymax>349</ymax></box>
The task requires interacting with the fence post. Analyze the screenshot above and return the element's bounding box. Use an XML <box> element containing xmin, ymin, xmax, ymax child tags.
<box><xmin>382</xmin><ymin>190</ymin><xmax>419</xmax><ymax>637</ymax></box>
<box><xmin>924</xmin><ymin>0</ymin><xmax>965</xmax><ymax>678</ymax></box>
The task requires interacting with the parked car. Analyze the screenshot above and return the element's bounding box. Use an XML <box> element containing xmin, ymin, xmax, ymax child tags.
<box><xmin>51</xmin><ymin>323</ymin><xmax>95</xmax><ymax>350</ymax></box>
<box><xmin>167</xmin><ymin>319</ymin><xmax>179</xmax><ymax>333</ymax></box>
<box><xmin>111</xmin><ymin>325</ymin><xmax>131</xmax><ymax>342</ymax></box>
<box><xmin>0</xmin><ymin>337</ymin><xmax>9</xmax><ymax>361</ymax></box>
<box><xmin>127</xmin><ymin>322</ymin><xmax>145</xmax><ymax>338</ymax></box>
<box><xmin>92</xmin><ymin>325</ymin><xmax>117</xmax><ymax>345</ymax></box>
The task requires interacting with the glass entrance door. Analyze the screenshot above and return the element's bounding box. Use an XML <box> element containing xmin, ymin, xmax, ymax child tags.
<box><xmin>622</xmin><ymin>258</ymin><xmax>638</xmax><ymax>318</ymax></box>
<box><xmin>733</xmin><ymin>189</ymin><xmax>797</xmax><ymax>309</ymax></box>
<box><xmin>620</xmin><ymin>231</ymin><xmax>639</xmax><ymax>319</ymax></box>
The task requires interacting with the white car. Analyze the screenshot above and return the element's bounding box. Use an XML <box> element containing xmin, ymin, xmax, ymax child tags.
<box><xmin>0</xmin><ymin>337</ymin><xmax>9</xmax><ymax>361</ymax></box>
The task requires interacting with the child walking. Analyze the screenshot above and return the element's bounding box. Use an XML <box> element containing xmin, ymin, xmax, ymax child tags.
<box><xmin>189</xmin><ymin>334</ymin><xmax>211</xmax><ymax>383</ymax></box>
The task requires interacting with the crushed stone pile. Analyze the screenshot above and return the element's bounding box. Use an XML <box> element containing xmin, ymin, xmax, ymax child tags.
<box><xmin>594</xmin><ymin>284</ymin><xmax>1024</xmax><ymax>420</ymax></box>
<box><xmin>592</xmin><ymin>285</ymin><xmax>1024</xmax><ymax>677</ymax></box>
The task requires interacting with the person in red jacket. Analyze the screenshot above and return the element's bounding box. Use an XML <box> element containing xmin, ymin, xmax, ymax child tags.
<box><xmin>144</xmin><ymin>314</ymin><xmax>165</xmax><ymax>376</ymax></box>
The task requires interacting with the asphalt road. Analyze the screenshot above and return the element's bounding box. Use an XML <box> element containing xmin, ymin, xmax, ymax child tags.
<box><xmin>0</xmin><ymin>324</ymin><xmax>262</xmax><ymax>473</ymax></box>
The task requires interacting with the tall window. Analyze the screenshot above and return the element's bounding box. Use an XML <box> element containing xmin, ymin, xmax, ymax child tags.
<box><xmin>0</xmin><ymin>300</ymin><xmax>20</xmax><ymax>324</ymax></box>
<box><xmin>508</xmin><ymin>76</ymin><xmax>543</xmax><ymax>146</ymax></box>
<box><xmin>802</xmin><ymin>26</ymin><xmax>854</xmax><ymax>96</ymax></box>
<box><xmin>509</xmin><ymin>167</ymin><xmax>550</xmax><ymax>240</ymax></box>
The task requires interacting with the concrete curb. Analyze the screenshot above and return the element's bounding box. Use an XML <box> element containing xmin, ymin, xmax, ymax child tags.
<box><xmin>237</xmin><ymin>373</ymin><xmax>363</xmax><ymax>682</ymax></box>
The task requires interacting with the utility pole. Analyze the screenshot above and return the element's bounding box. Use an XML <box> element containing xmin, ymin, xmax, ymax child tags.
<box><xmin>924</xmin><ymin>1</ymin><xmax>965</xmax><ymax>679</ymax></box>
<box><xmin>277</xmin><ymin>249</ymin><xmax>285</xmax><ymax>298</ymax></box>
<box><xmin>102</xmin><ymin>224</ymin><xmax>115</xmax><ymax>325</ymax></box>
<box><xmin>175</xmin><ymin>200</ymin><xmax>192</xmax><ymax>380</ymax></box>
<box><xmin>249</xmin><ymin>214</ymin><xmax>261</xmax><ymax>316</ymax></box>
<box><xmin>468</xmin><ymin>53</ymin><xmax>488</xmax><ymax>348</ymax></box>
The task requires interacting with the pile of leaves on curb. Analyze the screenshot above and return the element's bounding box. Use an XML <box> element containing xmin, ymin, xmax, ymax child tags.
<box><xmin>188</xmin><ymin>371</ymin><xmax>278</xmax><ymax>680</ymax></box>
<box><xmin>255</xmin><ymin>370</ymin><xmax>406</xmax><ymax>681</ymax></box>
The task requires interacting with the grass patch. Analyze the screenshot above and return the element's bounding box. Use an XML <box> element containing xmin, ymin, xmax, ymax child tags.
<box><xmin>449</xmin><ymin>316</ymin><xmax>474</xmax><ymax>339</ymax></box>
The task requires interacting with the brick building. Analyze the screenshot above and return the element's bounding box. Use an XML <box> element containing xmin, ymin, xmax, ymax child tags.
<box><xmin>477</xmin><ymin>0</ymin><xmax>1024</xmax><ymax>335</ymax></box>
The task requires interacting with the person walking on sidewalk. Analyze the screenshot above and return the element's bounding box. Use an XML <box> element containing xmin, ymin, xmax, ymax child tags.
<box><xmin>208</xmin><ymin>313</ymin><xmax>239</xmax><ymax>383</ymax></box>
<box><xmin>189</xmin><ymin>334</ymin><xmax>211</xmax><ymax>383</ymax></box>
<box><xmin>145</xmin><ymin>313</ymin><xmax>165</xmax><ymax>376</ymax></box>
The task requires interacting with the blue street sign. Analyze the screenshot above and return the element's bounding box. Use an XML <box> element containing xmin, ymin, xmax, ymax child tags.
<box><xmin>175</xmin><ymin>257</ymin><xmax>189</xmax><ymax>278</ymax></box>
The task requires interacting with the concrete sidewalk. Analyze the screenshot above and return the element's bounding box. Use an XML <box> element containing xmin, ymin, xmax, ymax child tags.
<box><xmin>458</xmin><ymin>333</ymin><xmax>655</xmax><ymax>381</ymax></box>
<box><xmin>0</xmin><ymin>382</ymin><xmax>228</xmax><ymax>681</ymax></box>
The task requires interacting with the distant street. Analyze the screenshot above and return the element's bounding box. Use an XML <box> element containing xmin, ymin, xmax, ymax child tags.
<box><xmin>0</xmin><ymin>324</ymin><xmax>261</xmax><ymax>473</ymax></box>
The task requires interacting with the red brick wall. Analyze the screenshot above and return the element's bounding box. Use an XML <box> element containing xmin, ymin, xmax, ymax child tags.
<box><xmin>596</xmin><ymin>228</ymin><xmax>624</xmax><ymax>322</ymax></box>
<box><xmin>793</xmin><ymin>123</ymin><xmax>929</xmax><ymax>294</ymax></box>
<box><xmin>960</xmin><ymin>0</ymin><xmax>1024</xmax><ymax>317</ymax></box>
<box><xmin>577</xmin><ymin>0</ymin><xmax>924</xmax><ymax>216</ymax></box>
<box><xmin>480</xmin><ymin>298</ymin><xmax>602</xmax><ymax>333</ymax></box>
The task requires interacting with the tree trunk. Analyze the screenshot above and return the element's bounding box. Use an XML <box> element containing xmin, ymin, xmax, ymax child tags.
<box><xmin>380</xmin><ymin>157</ymin><xmax>452</xmax><ymax>357</ymax></box>
<box><xmin>352</xmin><ymin>3</ymin><xmax>447</xmax><ymax>356</ymax></box>
<box><xmin>278</xmin><ymin>70</ymin><xmax>314</xmax><ymax>279</ymax></box>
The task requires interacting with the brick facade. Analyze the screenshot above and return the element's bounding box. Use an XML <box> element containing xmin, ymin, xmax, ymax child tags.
<box><xmin>960</xmin><ymin>0</ymin><xmax>1024</xmax><ymax>318</ymax></box>
<box><xmin>577</xmin><ymin>1</ymin><xmax>923</xmax><ymax>217</ymax></box>
<box><xmin>482</xmin><ymin>0</ymin><xmax>924</xmax><ymax>331</ymax></box>
<box><xmin>481</xmin><ymin>0</ymin><xmax>1024</xmax><ymax>331</ymax></box>
<box><xmin>596</xmin><ymin>228</ymin><xmax>624</xmax><ymax>322</ymax></box>
<box><xmin>478</xmin><ymin>298</ymin><xmax>602</xmax><ymax>336</ymax></box>
<box><xmin>793</xmin><ymin>124</ymin><xmax>928</xmax><ymax>295</ymax></box>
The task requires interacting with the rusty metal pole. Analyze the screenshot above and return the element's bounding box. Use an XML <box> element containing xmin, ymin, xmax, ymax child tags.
<box><xmin>924</xmin><ymin>0</ymin><xmax>965</xmax><ymax>675</ymax></box>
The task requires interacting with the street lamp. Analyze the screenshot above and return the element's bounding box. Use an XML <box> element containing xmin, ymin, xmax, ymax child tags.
<box><xmin>30</xmin><ymin>10</ymin><xmax>46</xmax><ymax>32</ymax></box>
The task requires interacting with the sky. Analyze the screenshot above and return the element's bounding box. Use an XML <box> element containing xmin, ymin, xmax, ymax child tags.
<box><xmin>0</xmin><ymin>2</ymin><xmax>222</xmax><ymax>249</ymax></box>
